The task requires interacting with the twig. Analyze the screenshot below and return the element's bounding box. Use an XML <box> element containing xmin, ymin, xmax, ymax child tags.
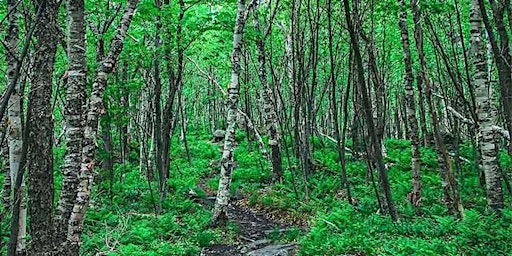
<box><xmin>318</xmin><ymin>131</ymin><xmax>353</xmax><ymax>155</ymax></box>
<box><xmin>318</xmin><ymin>217</ymin><xmax>341</xmax><ymax>231</ymax></box>
<box><xmin>447</xmin><ymin>106</ymin><xmax>475</xmax><ymax>125</ymax></box>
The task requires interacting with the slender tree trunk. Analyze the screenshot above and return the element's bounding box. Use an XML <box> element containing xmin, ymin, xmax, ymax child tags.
<box><xmin>411</xmin><ymin>0</ymin><xmax>463</xmax><ymax>216</ymax></box>
<box><xmin>417</xmin><ymin>75</ymin><xmax>429</xmax><ymax>145</ymax></box>
<box><xmin>471</xmin><ymin>0</ymin><xmax>504</xmax><ymax>211</ymax></box>
<box><xmin>54</xmin><ymin>0</ymin><xmax>87</xmax><ymax>249</ymax></box>
<box><xmin>101</xmin><ymin>112</ymin><xmax>114</xmax><ymax>204</ymax></box>
<box><xmin>119</xmin><ymin>62</ymin><xmax>129</xmax><ymax>164</ymax></box>
<box><xmin>153</xmin><ymin>0</ymin><xmax>166</xmax><ymax>213</ymax></box>
<box><xmin>211</xmin><ymin>0</ymin><xmax>247</xmax><ymax>226</ymax></box>
<box><xmin>398</xmin><ymin>0</ymin><xmax>422</xmax><ymax>212</ymax></box>
<box><xmin>66</xmin><ymin>1</ymin><xmax>139</xmax><ymax>253</ymax></box>
<box><xmin>252</xmin><ymin>0</ymin><xmax>283</xmax><ymax>182</ymax></box>
<box><xmin>343</xmin><ymin>0</ymin><xmax>397</xmax><ymax>221</ymax></box>
<box><xmin>327</xmin><ymin>0</ymin><xmax>352</xmax><ymax>204</ymax></box>
<box><xmin>5</xmin><ymin>0</ymin><xmax>27</xmax><ymax>253</ymax></box>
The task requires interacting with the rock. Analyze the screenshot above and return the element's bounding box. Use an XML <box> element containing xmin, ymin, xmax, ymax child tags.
<box><xmin>246</xmin><ymin>244</ymin><xmax>296</xmax><ymax>256</ymax></box>
<box><xmin>214</xmin><ymin>129</ymin><xmax>225</xmax><ymax>138</ymax></box>
<box><xmin>212</xmin><ymin>129</ymin><xmax>226</xmax><ymax>142</ymax></box>
<box><xmin>239</xmin><ymin>239</ymin><xmax>271</xmax><ymax>254</ymax></box>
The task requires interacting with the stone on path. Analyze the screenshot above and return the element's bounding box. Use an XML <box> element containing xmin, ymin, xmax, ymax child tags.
<box><xmin>246</xmin><ymin>244</ymin><xmax>296</xmax><ymax>256</ymax></box>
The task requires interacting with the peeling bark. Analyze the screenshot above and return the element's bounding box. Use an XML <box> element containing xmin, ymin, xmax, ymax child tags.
<box><xmin>54</xmin><ymin>0</ymin><xmax>87</xmax><ymax>249</ymax></box>
<box><xmin>66</xmin><ymin>0</ymin><xmax>140</xmax><ymax>254</ymax></box>
<box><xmin>471</xmin><ymin>0</ymin><xmax>503</xmax><ymax>211</ymax></box>
<box><xmin>211</xmin><ymin>0</ymin><xmax>248</xmax><ymax>226</ymax></box>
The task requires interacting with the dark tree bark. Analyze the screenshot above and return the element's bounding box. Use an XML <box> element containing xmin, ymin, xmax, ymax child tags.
<box><xmin>327</xmin><ymin>0</ymin><xmax>352</xmax><ymax>204</ymax></box>
<box><xmin>27</xmin><ymin>0</ymin><xmax>59</xmax><ymax>254</ymax></box>
<box><xmin>411</xmin><ymin>0</ymin><xmax>463</xmax><ymax>216</ymax></box>
<box><xmin>343</xmin><ymin>0</ymin><xmax>397</xmax><ymax>221</ymax></box>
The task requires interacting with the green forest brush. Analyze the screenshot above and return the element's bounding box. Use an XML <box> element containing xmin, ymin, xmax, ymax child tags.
<box><xmin>1</xmin><ymin>131</ymin><xmax>511</xmax><ymax>255</ymax></box>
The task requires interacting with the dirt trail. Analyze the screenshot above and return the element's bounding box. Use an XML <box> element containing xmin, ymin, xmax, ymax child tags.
<box><xmin>197</xmin><ymin>178</ymin><xmax>301</xmax><ymax>256</ymax></box>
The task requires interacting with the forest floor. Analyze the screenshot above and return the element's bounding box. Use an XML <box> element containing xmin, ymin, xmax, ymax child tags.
<box><xmin>64</xmin><ymin>133</ymin><xmax>512</xmax><ymax>255</ymax></box>
<box><xmin>197</xmin><ymin>175</ymin><xmax>302</xmax><ymax>256</ymax></box>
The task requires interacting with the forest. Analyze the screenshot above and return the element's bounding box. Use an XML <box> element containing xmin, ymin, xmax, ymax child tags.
<box><xmin>0</xmin><ymin>0</ymin><xmax>512</xmax><ymax>255</ymax></box>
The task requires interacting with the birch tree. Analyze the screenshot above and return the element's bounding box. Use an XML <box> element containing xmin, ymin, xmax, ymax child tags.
<box><xmin>54</xmin><ymin>0</ymin><xmax>87</xmax><ymax>249</ymax></box>
<box><xmin>211</xmin><ymin>0</ymin><xmax>248</xmax><ymax>226</ymax></box>
<box><xmin>5</xmin><ymin>0</ymin><xmax>26</xmax><ymax>253</ymax></box>
<box><xmin>471</xmin><ymin>0</ymin><xmax>504</xmax><ymax>211</ymax></box>
<box><xmin>252</xmin><ymin>0</ymin><xmax>283</xmax><ymax>182</ymax></box>
<box><xmin>398</xmin><ymin>0</ymin><xmax>422</xmax><ymax>212</ymax></box>
<box><xmin>66</xmin><ymin>0</ymin><xmax>139</xmax><ymax>254</ymax></box>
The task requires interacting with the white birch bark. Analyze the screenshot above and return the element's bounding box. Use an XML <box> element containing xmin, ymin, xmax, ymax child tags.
<box><xmin>470</xmin><ymin>0</ymin><xmax>503</xmax><ymax>210</ymax></box>
<box><xmin>66</xmin><ymin>0</ymin><xmax>140</xmax><ymax>253</ymax></box>
<box><xmin>54</xmin><ymin>0</ymin><xmax>87</xmax><ymax>248</ymax></box>
<box><xmin>398</xmin><ymin>0</ymin><xmax>422</xmax><ymax>210</ymax></box>
<box><xmin>5</xmin><ymin>0</ymin><xmax>26</xmax><ymax>252</ymax></box>
<box><xmin>211</xmin><ymin>0</ymin><xmax>247</xmax><ymax>225</ymax></box>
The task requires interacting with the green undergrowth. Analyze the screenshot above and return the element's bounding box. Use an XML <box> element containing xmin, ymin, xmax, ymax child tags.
<box><xmin>1</xmin><ymin>131</ymin><xmax>511</xmax><ymax>255</ymax></box>
<box><xmin>230</xmin><ymin>136</ymin><xmax>512</xmax><ymax>255</ymax></box>
<box><xmin>80</xmin><ymin>133</ymin><xmax>231</xmax><ymax>255</ymax></box>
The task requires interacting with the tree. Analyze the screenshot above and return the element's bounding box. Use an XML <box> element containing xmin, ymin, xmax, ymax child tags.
<box><xmin>211</xmin><ymin>0</ymin><xmax>248</xmax><ymax>226</ymax></box>
<box><xmin>343</xmin><ymin>0</ymin><xmax>397</xmax><ymax>221</ymax></box>
<box><xmin>410</xmin><ymin>0</ymin><xmax>463</xmax><ymax>216</ymax></box>
<box><xmin>398</xmin><ymin>0</ymin><xmax>422</xmax><ymax>212</ymax></box>
<box><xmin>471</xmin><ymin>0</ymin><xmax>504</xmax><ymax>211</ymax></box>
<box><xmin>26</xmin><ymin>0</ymin><xmax>59</xmax><ymax>254</ymax></box>
<box><xmin>477</xmin><ymin>0</ymin><xmax>512</xmax><ymax>155</ymax></box>
<box><xmin>54</xmin><ymin>0</ymin><xmax>87</xmax><ymax>249</ymax></box>
<box><xmin>66</xmin><ymin>0</ymin><xmax>139</xmax><ymax>253</ymax></box>
<box><xmin>4</xmin><ymin>0</ymin><xmax>26</xmax><ymax>254</ymax></box>
<box><xmin>251</xmin><ymin>0</ymin><xmax>283</xmax><ymax>182</ymax></box>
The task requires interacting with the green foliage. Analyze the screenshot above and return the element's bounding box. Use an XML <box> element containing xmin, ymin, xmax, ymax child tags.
<box><xmin>299</xmin><ymin>205</ymin><xmax>512</xmax><ymax>255</ymax></box>
<box><xmin>238</xmin><ymin>137</ymin><xmax>512</xmax><ymax>255</ymax></box>
<box><xmin>80</xmin><ymin>135</ymin><xmax>233</xmax><ymax>255</ymax></box>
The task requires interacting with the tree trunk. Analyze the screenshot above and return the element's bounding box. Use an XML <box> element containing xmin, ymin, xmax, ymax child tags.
<box><xmin>343</xmin><ymin>0</ymin><xmax>398</xmax><ymax>221</ymax></box>
<box><xmin>54</xmin><ymin>0</ymin><xmax>87</xmax><ymax>249</ymax></box>
<box><xmin>478</xmin><ymin>0</ymin><xmax>512</xmax><ymax>154</ymax></box>
<box><xmin>66</xmin><ymin>1</ymin><xmax>139</xmax><ymax>254</ymax></box>
<box><xmin>5</xmin><ymin>0</ymin><xmax>27</xmax><ymax>253</ymax></box>
<box><xmin>411</xmin><ymin>0</ymin><xmax>463</xmax><ymax>216</ymax></box>
<box><xmin>327</xmin><ymin>0</ymin><xmax>352</xmax><ymax>204</ymax></box>
<box><xmin>398</xmin><ymin>0</ymin><xmax>422</xmax><ymax>212</ymax></box>
<box><xmin>471</xmin><ymin>0</ymin><xmax>504</xmax><ymax>211</ymax></box>
<box><xmin>211</xmin><ymin>0</ymin><xmax>247</xmax><ymax>226</ymax></box>
<box><xmin>252</xmin><ymin>0</ymin><xmax>283</xmax><ymax>182</ymax></box>
<box><xmin>27</xmin><ymin>0</ymin><xmax>59</xmax><ymax>254</ymax></box>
